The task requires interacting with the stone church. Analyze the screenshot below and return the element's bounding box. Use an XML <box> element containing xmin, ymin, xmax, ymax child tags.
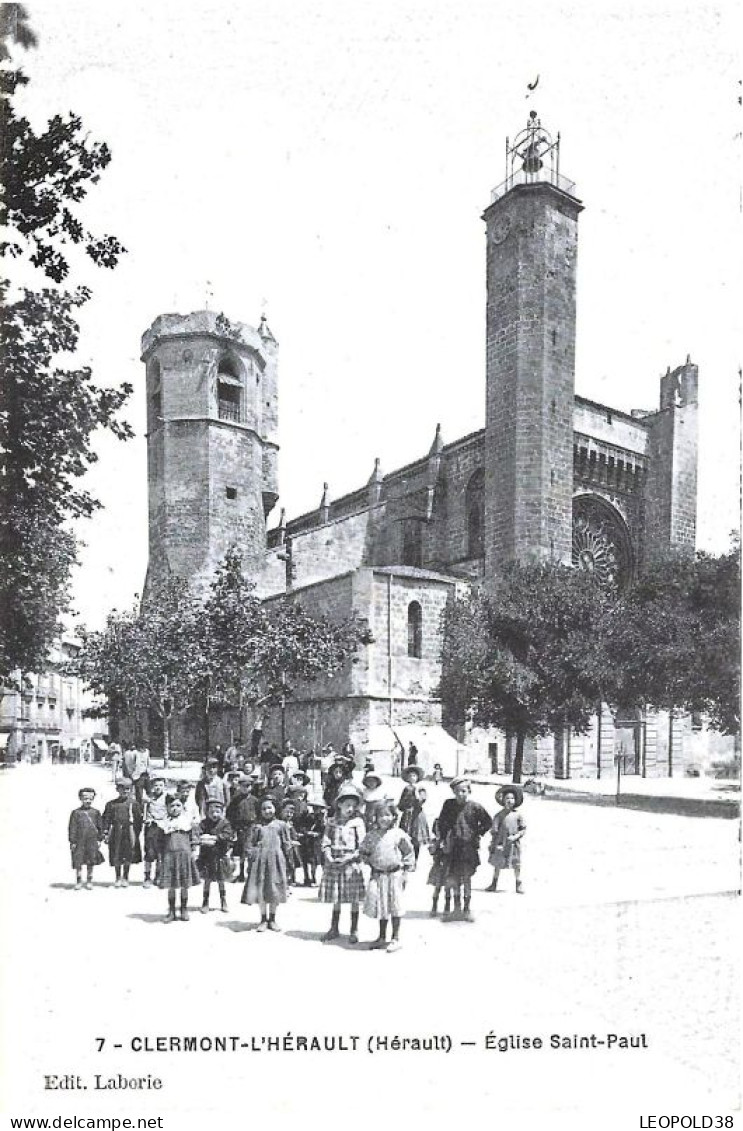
<box><xmin>140</xmin><ymin>113</ymin><xmax>699</xmax><ymax>778</ymax></box>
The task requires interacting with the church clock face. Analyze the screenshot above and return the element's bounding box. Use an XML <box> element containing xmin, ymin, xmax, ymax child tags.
<box><xmin>572</xmin><ymin>499</ymin><xmax>631</xmax><ymax>589</ymax></box>
<box><xmin>490</xmin><ymin>215</ymin><xmax>512</xmax><ymax>245</ymax></box>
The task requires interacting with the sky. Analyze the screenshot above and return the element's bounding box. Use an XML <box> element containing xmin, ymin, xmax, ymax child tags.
<box><xmin>16</xmin><ymin>0</ymin><xmax>743</xmax><ymax>629</ymax></box>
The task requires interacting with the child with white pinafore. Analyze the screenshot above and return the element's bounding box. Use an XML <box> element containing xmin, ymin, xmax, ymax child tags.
<box><xmin>359</xmin><ymin>800</ymin><xmax>415</xmax><ymax>952</ymax></box>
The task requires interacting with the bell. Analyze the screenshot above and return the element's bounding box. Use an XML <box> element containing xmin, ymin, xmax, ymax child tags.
<box><xmin>522</xmin><ymin>142</ymin><xmax>543</xmax><ymax>174</ymax></box>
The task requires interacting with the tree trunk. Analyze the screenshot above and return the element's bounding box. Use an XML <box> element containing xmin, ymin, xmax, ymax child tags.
<box><xmin>163</xmin><ymin>717</ymin><xmax>171</xmax><ymax>769</ymax></box>
<box><xmin>512</xmin><ymin>731</ymin><xmax>525</xmax><ymax>784</ymax></box>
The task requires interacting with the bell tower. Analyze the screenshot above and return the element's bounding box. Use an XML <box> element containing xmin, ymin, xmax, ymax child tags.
<box><xmin>482</xmin><ymin>112</ymin><xmax>583</xmax><ymax>583</ymax></box>
<box><xmin>142</xmin><ymin>310</ymin><xmax>279</xmax><ymax>593</ymax></box>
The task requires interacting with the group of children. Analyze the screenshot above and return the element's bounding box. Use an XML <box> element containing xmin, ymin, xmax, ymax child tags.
<box><xmin>67</xmin><ymin>758</ymin><xmax>526</xmax><ymax>951</ymax></box>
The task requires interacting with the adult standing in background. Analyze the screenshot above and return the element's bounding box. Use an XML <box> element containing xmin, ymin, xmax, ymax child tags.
<box><xmin>282</xmin><ymin>743</ymin><xmax>300</xmax><ymax>780</ymax></box>
<box><xmin>122</xmin><ymin>740</ymin><xmax>150</xmax><ymax>805</ymax></box>
<box><xmin>109</xmin><ymin>739</ymin><xmax>123</xmax><ymax>782</ymax></box>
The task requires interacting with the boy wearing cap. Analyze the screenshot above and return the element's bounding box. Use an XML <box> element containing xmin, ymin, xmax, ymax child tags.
<box><xmin>142</xmin><ymin>777</ymin><xmax>169</xmax><ymax>888</ymax></box>
<box><xmin>295</xmin><ymin>794</ymin><xmax>325</xmax><ymax>887</ymax></box>
<box><xmin>436</xmin><ymin>777</ymin><xmax>491</xmax><ymax>922</ymax></box>
<box><xmin>195</xmin><ymin>759</ymin><xmax>230</xmax><ymax>817</ymax></box>
<box><xmin>226</xmin><ymin>774</ymin><xmax>259</xmax><ymax>883</ymax></box>
<box><xmin>102</xmin><ymin>779</ymin><xmax>143</xmax><ymax>888</ymax></box>
<box><xmin>198</xmin><ymin>798</ymin><xmax>236</xmax><ymax>913</ymax></box>
<box><xmin>68</xmin><ymin>788</ymin><xmax>104</xmax><ymax>890</ymax></box>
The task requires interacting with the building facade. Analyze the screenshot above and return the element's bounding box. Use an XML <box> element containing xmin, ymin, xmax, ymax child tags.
<box><xmin>0</xmin><ymin>637</ymin><xmax>107</xmax><ymax>764</ymax></box>
<box><xmin>140</xmin><ymin>113</ymin><xmax>701</xmax><ymax>776</ymax></box>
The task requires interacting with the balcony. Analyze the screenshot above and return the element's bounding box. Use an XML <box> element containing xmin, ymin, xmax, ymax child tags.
<box><xmin>573</xmin><ymin>434</ymin><xmax>648</xmax><ymax>494</ymax></box>
<box><xmin>217</xmin><ymin>401</ymin><xmax>244</xmax><ymax>424</ymax></box>
<box><xmin>491</xmin><ymin>166</ymin><xmax>577</xmax><ymax>204</ymax></box>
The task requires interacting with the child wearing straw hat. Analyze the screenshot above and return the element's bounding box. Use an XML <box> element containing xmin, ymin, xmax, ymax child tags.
<box><xmin>398</xmin><ymin>771</ymin><xmax>430</xmax><ymax>862</ymax></box>
<box><xmin>486</xmin><ymin>785</ymin><xmax>526</xmax><ymax>894</ymax></box>
<box><xmin>318</xmin><ymin>783</ymin><xmax>366</xmax><ymax>944</ymax></box>
<box><xmin>359</xmin><ymin>801</ymin><xmax>415</xmax><ymax>952</ymax></box>
<box><xmin>361</xmin><ymin>768</ymin><xmax>389</xmax><ymax>830</ymax></box>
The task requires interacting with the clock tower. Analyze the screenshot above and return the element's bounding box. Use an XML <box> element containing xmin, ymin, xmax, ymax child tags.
<box><xmin>482</xmin><ymin>112</ymin><xmax>583</xmax><ymax>583</ymax></box>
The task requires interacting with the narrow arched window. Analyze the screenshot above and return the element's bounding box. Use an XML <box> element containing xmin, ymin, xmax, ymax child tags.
<box><xmin>465</xmin><ymin>468</ymin><xmax>485</xmax><ymax>558</ymax></box>
<box><xmin>402</xmin><ymin>519</ymin><xmax>422</xmax><ymax>568</ymax></box>
<box><xmin>407</xmin><ymin>601</ymin><xmax>422</xmax><ymax>658</ymax></box>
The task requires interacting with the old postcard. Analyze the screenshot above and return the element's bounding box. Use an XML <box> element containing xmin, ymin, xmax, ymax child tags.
<box><xmin>1</xmin><ymin>3</ymin><xmax>740</xmax><ymax>1131</ymax></box>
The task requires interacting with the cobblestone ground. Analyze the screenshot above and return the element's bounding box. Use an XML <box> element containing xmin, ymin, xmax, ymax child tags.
<box><xmin>1</xmin><ymin>764</ymin><xmax>740</xmax><ymax>1131</ymax></box>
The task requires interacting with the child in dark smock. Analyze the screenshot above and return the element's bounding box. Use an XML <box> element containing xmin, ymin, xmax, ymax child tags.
<box><xmin>359</xmin><ymin>801</ymin><xmax>415</xmax><ymax>952</ymax></box>
<box><xmin>159</xmin><ymin>796</ymin><xmax>201</xmax><ymax>922</ymax></box>
<box><xmin>102</xmin><ymin>778</ymin><xmax>143</xmax><ymax>888</ymax></box>
<box><xmin>198</xmin><ymin>798</ymin><xmax>236</xmax><ymax>913</ymax></box>
<box><xmin>487</xmin><ymin>785</ymin><xmax>526</xmax><ymax>894</ymax></box>
<box><xmin>226</xmin><ymin>774</ymin><xmax>259</xmax><ymax>883</ymax></box>
<box><xmin>241</xmin><ymin>797</ymin><xmax>293</xmax><ymax>932</ymax></box>
<box><xmin>436</xmin><ymin>777</ymin><xmax>491</xmax><ymax>922</ymax></box>
<box><xmin>426</xmin><ymin>816</ymin><xmax>450</xmax><ymax>918</ymax></box>
<box><xmin>68</xmin><ymin>788</ymin><xmax>104</xmax><ymax>889</ymax></box>
<box><xmin>295</xmin><ymin>796</ymin><xmax>326</xmax><ymax>887</ymax></box>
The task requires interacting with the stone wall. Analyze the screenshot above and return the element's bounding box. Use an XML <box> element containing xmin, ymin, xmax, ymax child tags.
<box><xmin>483</xmin><ymin>183</ymin><xmax>582</xmax><ymax>582</ymax></box>
<box><xmin>142</xmin><ymin>312</ymin><xmax>277</xmax><ymax>593</ymax></box>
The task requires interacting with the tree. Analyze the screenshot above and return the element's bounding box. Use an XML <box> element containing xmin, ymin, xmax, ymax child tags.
<box><xmin>0</xmin><ymin>6</ymin><xmax>131</xmax><ymax>681</ymax></box>
<box><xmin>72</xmin><ymin>577</ymin><xmax>206</xmax><ymax>768</ymax></box>
<box><xmin>201</xmin><ymin>549</ymin><xmax>373</xmax><ymax>745</ymax></box>
<box><xmin>72</xmin><ymin>550</ymin><xmax>373</xmax><ymax>761</ymax></box>
<box><xmin>605</xmin><ymin>544</ymin><xmax>741</xmax><ymax>735</ymax></box>
<box><xmin>438</xmin><ymin>562</ymin><xmax>613</xmax><ymax>782</ymax></box>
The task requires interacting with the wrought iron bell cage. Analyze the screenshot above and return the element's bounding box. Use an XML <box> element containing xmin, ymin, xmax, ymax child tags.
<box><xmin>491</xmin><ymin>110</ymin><xmax>576</xmax><ymax>202</ymax></box>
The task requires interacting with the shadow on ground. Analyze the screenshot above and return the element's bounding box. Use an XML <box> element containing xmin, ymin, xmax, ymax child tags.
<box><xmin>541</xmin><ymin>788</ymin><xmax>739</xmax><ymax>819</ymax></box>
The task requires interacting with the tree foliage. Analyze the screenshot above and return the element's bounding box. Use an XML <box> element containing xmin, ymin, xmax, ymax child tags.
<box><xmin>439</xmin><ymin>562</ymin><xmax>611</xmax><ymax>781</ymax></box>
<box><xmin>199</xmin><ymin>548</ymin><xmax>373</xmax><ymax>715</ymax></box>
<box><xmin>71</xmin><ymin>550</ymin><xmax>373</xmax><ymax>760</ymax></box>
<box><xmin>605</xmin><ymin>545</ymin><xmax>740</xmax><ymax>735</ymax></box>
<box><xmin>439</xmin><ymin>548</ymin><xmax>740</xmax><ymax>782</ymax></box>
<box><xmin>72</xmin><ymin>576</ymin><xmax>205</xmax><ymax>766</ymax></box>
<box><xmin>0</xmin><ymin>6</ymin><xmax>132</xmax><ymax>681</ymax></box>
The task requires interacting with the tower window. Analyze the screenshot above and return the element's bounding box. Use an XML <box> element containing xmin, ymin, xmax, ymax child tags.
<box><xmin>151</xmin><ymin>390</ymin><xmax>162</xmax><ymax>421</ymax></box>
<box><xmin>402</xmin><ymin>520</ymin><xmax>423</xmax><ymax>568</ymax></box>
<box><xmin>217</xmin><ymin>357</ymin><xmax>244</xmax><ymax>423</ymax></box>
<box><xmin>407</xmin><ymin>601</ymin><xmax>422</xmax><ymax>658</ymax></box>
<box><xmin>225</xmin><ymin>486</ymin><xmax>237</xmax><ymax>500</ymax></box>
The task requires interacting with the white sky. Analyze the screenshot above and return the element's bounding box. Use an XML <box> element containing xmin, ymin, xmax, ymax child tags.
<box><xmin>17</xmin><ymin>0</ymin><xmax>742</xmax><ymax>629</ymax></box>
